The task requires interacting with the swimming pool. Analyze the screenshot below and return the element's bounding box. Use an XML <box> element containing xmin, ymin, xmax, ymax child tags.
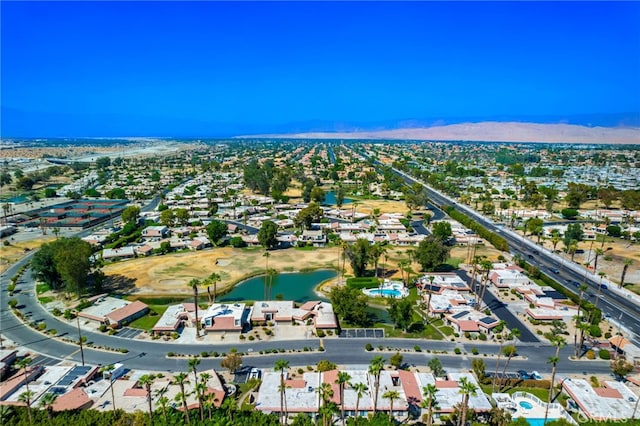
<box><xmin>367</xmin><ymin>289</ymin><xmax>402</xmax><ymax>297</ymax></box>
<box><xmin>519</xmin><ymin>401</ymin><xmax>533</xmax><ymax>410</ymax></box>
<box><xmin>524</xmin><ymin>419</ymin><xmax>558</xmax><ymax>426</ymax></box>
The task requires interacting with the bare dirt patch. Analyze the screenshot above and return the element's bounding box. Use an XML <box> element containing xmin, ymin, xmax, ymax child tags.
<box><xmin>0</xmin><ymin>237</ymin><xmax>56</xmax><ymax>274</ymax></box>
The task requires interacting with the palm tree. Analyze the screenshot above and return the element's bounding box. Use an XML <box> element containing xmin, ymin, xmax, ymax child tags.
<box><xmin>155</xmin><ymin>387</ymin><xmax>169</xmax><ymax>423</ymax></box>
<box><xmin>18</xmin><ymin>390</ymin><xmax>35</xmax><ymax>424</ymax></box>
<box><xmin>620</xmin><ymin>259</ymin><xmax>633</xmax><ymax>289</ymax></box>
<box><xmin>425</xmin><ymin>275</ymin><xmax>435</xmax><ymax>318</ymax></box>
<box><xmin>593</xmin><ymin>248</ymin><xmax>604</xmax><ymax>271</ymax></box>
<box><xmin>206</xmin><ymin>272</ymin><xmax>221</xmax><ymax>304</ymax></box>
<box><xmin>421</xmin><ymin>384</ymin><xmax>439</xmax><ymax>426</ymax></box>
<box><xmin>188</xmin><ymin>357</ymin><xmax>203</xmax><ymax>421</ymax></box>
<box><xmin>594</xmin><ymin>271</ymin><xmax>606</xmax><ymax>308</ymax></box>
<box><xmin>335</xmin><ymin>371</ymin><xmax>352</xmax><ymax>426</ymax></box>
<box><xmin>38</xmin><ymin>392</ymin><xmax>58</xmax><ymax>420</ymax></box>
<box><xmin>368</xmin><ymin>355</ymin><xmax>385</xmax><ymax>413</ymax></box>
<box><xmin>101</xmin><ymin>364</ymin><xmax>117</xmax><ymax>412</ymax></box>
<box><xmin>188</xmin><ymin>278</ymin><xmax>202</xmax><ymax>338</ymax></box>
<box><xmin>491</xmin><ymin>321</ymin><xmax>507</xmax><ymax>393</ymax></box>
<box><xmin>200</xmin><ymin>372</ymin><xmax>212</xmax><ymax>419</ymax></box>
<box><xmin>16</xmin><ymin>357</ymin><xmax>32</xmax><ymax>394</ymax></box>
<box><xmin>138</xmin><ymin>374</ymin><xmax>155</xmax><ymax>423</ymax></box>
<box><xmin>382</xmin><ymin>389</ymin><xmax>400</xmax><ymax>423</ymax></box>
<box><xmin>457</xmin><ymin>377</ymin><xmax>478</xmax><ymax>426</ymax></box>
<box><xmin>352</xmin><ymin>382</ymin><xmax>368</xmax><ymax>419</ymax></box>
<box><xmin>544</xmin><ymin>335</ymin><xmax>566</xmax><ymax>424</ymax></box>
<box><xmin>318</xmin><ymin>382</ymin><xmax>335</xmax><ymax>426</ymax></box>
<box><xmin>478</xmin><ymin>259</ymin><xmax>493</xmax><ymax>309</ymax></box>
<box><xmin>499</xmin><ymin>328</ymin><xmax>520</xmax><ymax>391</ymax></box>
<box><xmin>174</xmin><ymin>372</ymin><xmax>191</xmax><ymax>424</ymax></box>
<box><xmin>274</xmin><ymin>359</ymin><xmax>290</xmax><ymax>425</ymax></box>
<box><xmin>263</xmin><ymin>250</ymin><xmax>271</xmax><ymax>300</ymax></box>
<box><xmin>573</xmin><ymin>284</ymin><xmax>588</xmax><ymax>357</ymax></box>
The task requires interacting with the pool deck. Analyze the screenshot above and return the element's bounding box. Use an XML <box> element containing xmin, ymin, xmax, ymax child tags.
<box><xmin>504</xmin><ymin>392</ymin><xmax>577</xmax><ymax>425</ymax></box>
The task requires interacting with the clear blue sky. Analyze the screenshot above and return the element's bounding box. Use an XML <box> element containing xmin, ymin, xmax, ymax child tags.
<box><xmin>2</xmin><ymin>1</ymin><xmax>639</xmax><ymax>137</ymax></box>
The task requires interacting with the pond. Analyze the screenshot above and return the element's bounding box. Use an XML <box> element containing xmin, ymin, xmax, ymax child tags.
<box><xmin>219</xmin><ymin>269</ymin><xmax>337</xmax><ymax>303</ymax></box>
<box><xmin>218</xmin><ymin>269</ymin><xmax>390</xmax><ymax>323</ymax></box>
<box><xmin>322</xmin><ymin>190</ymin><xmax>353</xmax><ymax>207</ymax></box>
<box><xmin>1</xmin><ymin>195</ymin><xmax>28</xmax><ymax>203</ymax></box>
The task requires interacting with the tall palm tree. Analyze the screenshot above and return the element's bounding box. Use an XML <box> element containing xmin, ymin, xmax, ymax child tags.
<box><xmin>425</xmin><ymin>275</ymin><xmax>436</xmax><ymax>318</ymax></box>
<box><xmin>138</xmin><ymin>374</ymin><xmax>155</xmax><ymax>423</ymax></box>
<box><xmin>594</xmin><ymin>271</ymin><xmax>606</xmax><ymax>308</ymax></box>
<box><xmin>620</xmin><ymin>259</ymin><xmax>633</xmax><ymax>289</ymax></box>
<box><xmin>274</xmin><ymin>359</ymin><xmax>290</xmax><ymax>425</ymax></box>
<box><xmin>382</xmin><ymin>390</ymin><xmax>400</xmax><ymax>422</ymax></box>
<box><xmin>174</xmin><ymin>372</ymin><xmax>191</xmax><ymax>424</ymax></box>
<box><xmin>38</xmin><ymin>392</ymin><xmax>58</xmax><ymax>420</ymax></box>
<box><xmin>188</xmin><ymin>357</ymin><xmax>203</xmax><ymax>421</ymax></box>
<box><xmin>335</xmin><ymin>371</ymin><xmax>352</xmax><ymax>426</ymax></box>
<box><xmin>200</xmin><ymin>372</ymin><xmax>212</xmax><ymax>419</ymax></box>
<box><xmin>18</xmin><ymin>390</ymin><xmax>35</xmax><ymax>424</ymax></box>
<box><xmin>491</xmin><ymin>321</ymin><xmax>507</xmax><ymax>394</ymax></box>
<box><xmin>352</xmin><ymin>382</ymin><xmax>368</xmax><ymax>419</ymax></box>
<box><xmin>263</xmin><ymin>250</ymin><xmax>271</xmax><ymax>300</ymax></box>
<box><xmin>457</xmin><ymin>377</ymin><xmax>478</xmax><ymax>426</ymax></box>
<box><xmin>499</xmin><ymin>328</ymin><xmax>520</xmax><ymax>391</ymax></box>
<box><xmin>155</xmin><ymin>387</ymin><xmax>169</xmax><ymax>424</ymax></box>
<box><xmin>421</xmin><ymin>384</ymin><xmax>439</xmax><ymax>426</ymax></box>
<box><xmin>478</xmin><ymin>259</ymin><xmax>493</xmax><ymax>309</ymax></box>
<box><xmin>573</xmin><ymin>284</ymin><xmax>588</xmax><ymax>357</ymax></box>
<box><xmin>101</xmin><ymin>364</ymin><xmax>117</xmax><ymax>412</ymax></box>
<box><xmin>368</xmin><ymin>355</ymin><xmax>385</xmax><ymax>413</ymax></box>
<box><xmin>206</xmin><ymin>272</ymin><xmax>221</xmax><ymax>304</ymax></box>
<box><xmin>188</xmin><ymin>278</ymin><xmax>202</xmax><ymax>338</ymax></box>
<box><xmin>318</xmin><ymin>382</ymin><xmax>335</xmax><ymax>426</ymax></box>
<box><xmin>593</xmin><ymin>248</ymin><xmax>604</xmax><ymax>271</ymax></box>
<box><xmin>544</xmin><ymin>335</ymin><xmax>566</xmax><ymax>424</ymax></box>
<box><xmin>16</xmin><ymin>358</ymin><xmax>32</xmax><ymax>395</ymax></box>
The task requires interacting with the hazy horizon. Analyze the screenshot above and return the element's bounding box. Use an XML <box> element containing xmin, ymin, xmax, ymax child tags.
<box><xmin>2</xmin><ymin>1</ymin><xmax>639</xmax><ymax>138</ymax></box>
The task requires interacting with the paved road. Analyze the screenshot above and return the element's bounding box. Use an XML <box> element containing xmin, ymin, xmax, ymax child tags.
<box><xmin>455</xmin><ymin>270</ymin><xmax>539</xmax><ymax>343</ymax></box>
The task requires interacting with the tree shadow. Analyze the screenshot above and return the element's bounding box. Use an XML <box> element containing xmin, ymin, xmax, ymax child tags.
<box><xmin>434</xmin><ymin>264</ymin><xmax>455</xmax><ymax>272</ymax></box>
<box><xmin>103</xmin><ymin>274</ymin><xmax>138</xmax><ymax>295</ymax></box>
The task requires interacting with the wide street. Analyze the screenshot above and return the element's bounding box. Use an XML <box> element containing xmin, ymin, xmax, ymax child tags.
<box><xmin>354</xmin><ymin>148</ymin><xmax>640</xmax><ymax>346</ymax></box>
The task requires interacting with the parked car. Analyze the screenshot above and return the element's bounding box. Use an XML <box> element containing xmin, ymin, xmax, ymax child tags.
<box><xmin>600</xmin><ymin>284</ymin><xmax>608</xmax><ymax>290</ymax></box>
<box><xmin>531</xmin><ymin>371</ymin><xmax>543</xmax><ymax>380</ymax></box>
<box><xmin>550</xmin><ymin>268</ymin><xmax>560</xmax><ymax>274</ymax></box>
<box><xmin>568</xmin><ymin>280</ymin><xmax>581</xmax><ymax>287</ymax></box>
<box><xmin>517</xmin><ymin>370</ymin><xmax>531</xmax><ymax>379</ymax></box>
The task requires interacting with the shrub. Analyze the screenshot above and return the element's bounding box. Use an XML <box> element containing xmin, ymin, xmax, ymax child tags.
<box><xmin>8</xmin><ymin>299</ymin><xmax>18</xmax><ymax>309</ymax></box>
<box><xmin>119</xmin><ymin>348</ymin><xmax>128</xmax><ymax>353</ymax></box>
<box><xmin>478</xmin><ymin>333</ymin><xmax>487</xmax><ymax>341</ymax></box>
<box><xmin>414</xmin><ymin>345</ymin><xmax>422</xmax><ymax>352</ymax></box>
<box><xmin>316</xmin><ymin>329</ymin><xmax>326</xmax><ymax>338</ymax></box>
<box><xmin>472</xmin><ymin>348</ymin><xmax>479</xmax><ymax>355</ymax></box>
<box><xmin>599</xmin><ymin>349</ymin><xmax>611</xmax><ymax>360</ymax></box>
<box><xmin>454</xmin><ymin>348</ymin><xmax>462</xmax><ymax>355</ymax></box>
<box><xmin>297</xmin><ymin>368</ymin><xmax>304</xmax><ymax>374</ymax></box>
<box><xmin>589</xmin><ymin>325</ymin><xmax>602</xmax><ymax>338</ymax></box>
<box><xmin>585</xmin><ymin>350</ymin><xmax>596</xmax><ymax>360</ymax></box>
<box><xmin>63</xmin><ymin>309</ymin><xmax>75</xmax><ymax>320</ymax></box>
<box><xmin>167</xmin><ymin>352</ymin><xmax>174</xmax><ymax>357</ymax></box>
<box><xmin>52</xmin><ymin>307</ymin><xmax>62</xmax><ymax>316</ymax></box>
<box><xmin>248</xmin><ymin>335</ymin><xmax>255</xmax><ymax>341</ymax></box>
<box><xmin>98</xmin><ymin>324</ymin><xmax>108</xmax><ymax>332</ymax></box>
<box><xmin>48</xmin><ymin>329</ymin><xmax>57</xmax><ymax>335</ymax></box>
<box><xmin>201</xmin><ymin>351</ymin><xmax>209</xmax><ymax>357</ymax></box>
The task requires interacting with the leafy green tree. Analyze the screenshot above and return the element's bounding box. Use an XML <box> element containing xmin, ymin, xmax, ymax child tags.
<box><xmin>175</xmin><ymin>208</ymin><xmax>190</xmax><ymax>226</ymax></box>
<box><xmin>310</xmin><ymin>187</ymin><xmax>326</xmax><ymax>203</ymax></box>
<box><xmin>159</xmin><ymin>209</ymin><xmax>175</xmax><ymax>227</ymax></box>
<box><xmin>414</xmin><ymin>236</ymin><xmax>450</xmax><ymax>272</ymax></box>
<box><xmin>432</xmin><ymin>221</ymin><xmax>452</xmax><ymax>241</ymax></box>
<box><xmin>388</xmin><ymin>298</ymin><xmax>413</xmax><ymax>332</ymax></box>
<box><xmin>31</xmin><ymin>243</ymin><xmax>62</xmax><ymax>289</ymax></box>
<box><xmin>121</xmin><ymin>205</ymin><xmax>140</xmax><ymax>224</ymax></box>
<box><xmin>428</xmin><ymin>357</ymin><xmax>444</xmax><ymax>377</ymax></box>
<box><xmin>47</xmin><ymin>237</ymin><xmax>92</xmax><ymax>297</ymax></box>
<box><xmin>95</xmin><ymin>156</ymin><xmax>111</xmax><ymax>169</ymax></box>
<box><xmin>329</xmin><ymin>286</ymin><xmax>370</xmax><ymax>327</ymax></box>
<box><xmin>301</xmin><ymin>179</ymin><xmax>315</xmax><ymax>203</ymax></box>
<box><xmin>0</xmin><ymin>171</ymin><xmax>12</xmax><ymax>186</ymax></box>
<box><xmin>316</xmin><ymin>359</ymin><xmax>337</xmax><ymax>372</ymax></box>
<box><xmin>345</xmin><ymin>238</ymin><xmax>371</xmax><ymax>277</ymax></box>
<box><xmin>294</xmin><ymin>203</ymin><xmax>324</xmax><ymax>230</ymax></box>
<box><xmin>206</xmin><ymin>220</ymin><xmax>228</xmax><ymax>245</ymax></box>
<box><xmin>336</xmin><ymin>185</ymin><xmax>345</xmax><ymax>208</ymax></box>
<box><xmin>563</xmin><ymin>223</ymin><xmax>583</xmax><ymax>247</ymax></box>
<box><xmin>258</xmin><ymin>220</ymin><xmax>279</xmax><ymax>249</ymax></box>
<box><xmin>389</xmin><ymin>352</ymin><xmax>403</xmax><ymax>369</ymax></box>
<box><xmin>611</xmin><ymin>358</ymin><xmax>634</xmax><ymax>380</ymax></box>
<box><xmin>221</xmin><ymin>352</ymin><xmax>243</xmax><ymax>373</ymax></box>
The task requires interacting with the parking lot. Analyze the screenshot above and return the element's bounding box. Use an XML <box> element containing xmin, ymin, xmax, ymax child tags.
<box><xmin>115</xmin><ymin>327</ymin><xmax>143</xmax><ymax>339</ymax></box>
<box><xmin>339</xmin><ymin>328</ymin><xmax>384</xmax><ymax>339</ymax></box>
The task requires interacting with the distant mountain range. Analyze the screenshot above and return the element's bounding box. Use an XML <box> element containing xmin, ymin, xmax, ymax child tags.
<box><xmin>2</xmin><ymin>106</ymin><xmax>639</xmax><ymax>142</ymax></box>
<box><xmin>239</xmin><ymin>121</ymin><xmax>640</xmax><ymax>144</ymax></box>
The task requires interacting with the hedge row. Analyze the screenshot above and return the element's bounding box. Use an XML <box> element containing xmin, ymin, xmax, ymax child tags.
<box><xmin>346</xmin><ymin>277</ymin><xmax>381</xmax><ymax>289</ymax></box>
<box><xmin>442</xmin><ymin>205</ymin><xmax>509</xmax><ymax>251</ymax></box>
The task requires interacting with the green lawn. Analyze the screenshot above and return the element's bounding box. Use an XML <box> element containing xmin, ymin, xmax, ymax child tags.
<box><xmin>38</xmin><ymin>296</ymin><xmax>54</xmax><ymax>304</ymax></box>
<box><xmin>480</xmin><ymin>384</ymin><xmax>550</xmax><ymax>401</ymax></box>
<box><xmin>36</xmin><ymin>283</ymin><xmax>51</xmax><ymax>294</ymax></box>
<box><xmin>128</xmin><ymin>305</ymin><xmax>168</xmax><ymax>330</ymax></box>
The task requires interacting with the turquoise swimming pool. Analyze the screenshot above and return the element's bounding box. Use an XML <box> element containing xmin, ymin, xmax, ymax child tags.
<box><xmin>367</xmin><ymin>288</ymin><xmax>402</xmax><ymax>297</ymax></box>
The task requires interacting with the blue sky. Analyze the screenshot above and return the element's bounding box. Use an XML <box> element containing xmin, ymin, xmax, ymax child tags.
<box><xmin>2</xmin><ymin>1</ymin><xmax>639</xmax><ymax>137</ymax></box>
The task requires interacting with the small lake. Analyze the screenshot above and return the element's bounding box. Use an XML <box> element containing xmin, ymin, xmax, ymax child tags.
<box><xmin>219</xmin><ymin>270</ymin><xmax>337</xmax><ymax>303</ymax></box>
<box><xmin>218</xmin><ymin>269</ymin><xmax>390</xmax><ymax>324</ymax></box>
<box><xmin>323</xmin><ymin>190</ymin><xmax>353</xmax><ymax>207</ymax></box>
